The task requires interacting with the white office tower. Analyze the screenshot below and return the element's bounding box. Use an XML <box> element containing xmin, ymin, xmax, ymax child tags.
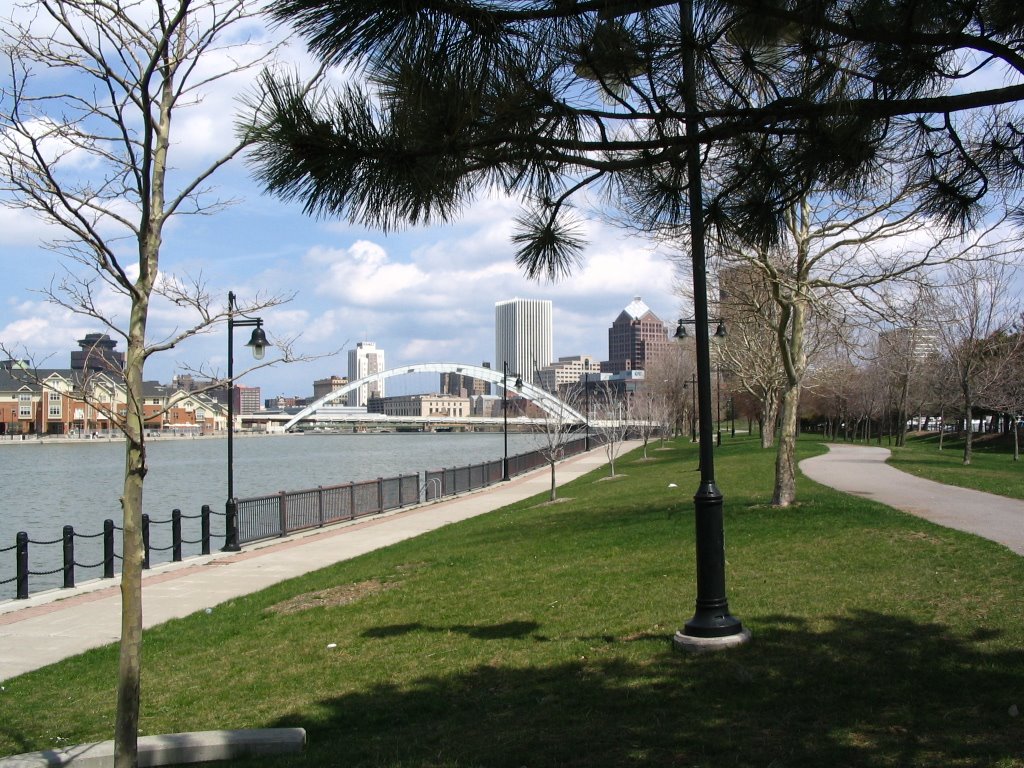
<box><xmin>347</xmin><ymin>342</ymin><xmax>386</xmax><ymax>407</ymax></box>
<box><xmin>495</xmin><ymin>298</ymin><xmax>553</xmax><ymax>384</ymax></box>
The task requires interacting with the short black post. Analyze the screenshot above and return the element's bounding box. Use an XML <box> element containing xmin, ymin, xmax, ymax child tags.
<box><xmin>141</xmin><ymin>513</ymin><xmax>151</xmax><ymax>570</ymax></box>
<box><xmin>377</xmin><ymin>477</ymin><xmax>384</xmax><ymax>514</ymax></box>
<box><xmin>200</xmin><ymin>505</ymin><xmax>211</xmax><ymax>555</ymax></box>
<box><xmin>223</xmin><ymin>498</ymin><xmax>240</xmax><ymax>552</ymax></box>
<box><xmin>172</xmin><ymin>509</ymin><xmax>182</xmax><ymax>562</ymax></box>
<box><xmin>317</xmin><ymin>486</ymin><xmax>325</xmax><ymax>527</ymax></box>
<box><xmin>103</xmin><ymin>519</ymin><xmax>115</xmax><ymax>578</ymax></box>
<box><xmin>278</xmin><ymin>492</ymin><xmax>288</xmax><ymax>537</ymax></box>
<box><xmin>16</xmin><ymin>531</ymin><xmax>28</xmax><ymax>599</ymax></box>
<box><xmin>349</xmin><ymin>482</ymin><xmax>356</xmax><ymax>519</ymax></box>
<box><xmin>62</xmin><ymin>525</ymin><xmax>75</xmax><ymax>589</ymax></box>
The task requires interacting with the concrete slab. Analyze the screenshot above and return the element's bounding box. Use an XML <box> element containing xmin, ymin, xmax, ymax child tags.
<box><xmin>0</xmin><ymin>728</ymin><xmax>306</xmax><ymax>767</ymax></box>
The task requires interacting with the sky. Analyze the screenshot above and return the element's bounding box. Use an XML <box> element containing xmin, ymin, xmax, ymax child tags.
<box><xmin>0</xmin><ymin>3</ymin><xmax>687</xmax><ymax>400</ymax></box>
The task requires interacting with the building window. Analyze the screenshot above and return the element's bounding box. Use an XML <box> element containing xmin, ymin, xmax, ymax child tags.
<box><xmin>18</xmin><ymin>393</ymin><xmax>31</xmax><ymax>418</ymax></box>
<box><xmin>49</xmin><ymin>392</ymin><xmax>62</xmax><ymax>418</ymax></box>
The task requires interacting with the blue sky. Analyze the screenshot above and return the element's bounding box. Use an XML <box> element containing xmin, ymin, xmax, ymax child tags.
<box><xmin>0</xmin><ymin>4</ymin><xmax>685</xmax><ymax>400</ymax></box>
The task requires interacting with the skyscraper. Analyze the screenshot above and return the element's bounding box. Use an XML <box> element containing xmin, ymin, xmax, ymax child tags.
<box><xmin>602</xmin><ymin>297</ymin><xmax>670</xmax><ymax>373</ymax></box>
<box><xmin>347</xmin><ymin>342</ymin><xmax>385</xmax><ymax>407</ymax></box>
<box><xmin>495</xmin><ymin>298</ymin><xmax>553</xmax><ymax>383</ymax></box>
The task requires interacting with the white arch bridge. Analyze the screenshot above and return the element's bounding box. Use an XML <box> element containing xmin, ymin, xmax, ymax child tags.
<box><xmin>283</xmin><ymin>363</ymin><xmax>585</xmax><ymax>432</ymax></box>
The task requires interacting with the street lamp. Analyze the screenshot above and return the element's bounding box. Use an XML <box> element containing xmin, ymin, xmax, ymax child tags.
<box><xmin>583</xmin><ymin>373</ymin><xmax>592</xmax><ymax>451</ymax></box>
<box><xmin>223</xmin><ymin>291</ymin><xmax>269</xmax><ymax>552</ymax></box>
<box><xmin>502</xmin><ymin>362</ymin><xmax>522</xmax><ymax>481</ymax></box>
<box><xmin>672</xmin><ymin>0</ymin><xmax>749</xmax><ymax>650</ymax></box>
<box><xmin>716</xmin><ymin>367</ymin><xmax>722</xmax><ymax>447</ymax></box>
<box><xmin>678</xmin><ymin>372</ymin><xmax>698</xmax><ymax>443</ymax></box>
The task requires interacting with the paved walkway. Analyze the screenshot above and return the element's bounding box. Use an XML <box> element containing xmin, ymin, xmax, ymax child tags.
<box><xmin>0</xmin><ymin>444</ymin><xmax>637</xmax><ymax>682</ymax></box>
<box><xmin>800</xmin><ymin>443</ymin><xmax>1024</xmax><ymax>556</ymax></box>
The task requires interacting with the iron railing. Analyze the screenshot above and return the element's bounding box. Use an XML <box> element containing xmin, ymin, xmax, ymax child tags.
<box><xmin>235</xmin><ymin>474</ymin><xmax>420</xmax><ymax>545</ymax></box>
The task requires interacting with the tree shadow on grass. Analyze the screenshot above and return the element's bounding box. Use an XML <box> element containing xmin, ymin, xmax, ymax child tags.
<box><xmin>264</xmin><ymin>611</ymin><xmax>1024</xmax><ymax>767</ymax></box>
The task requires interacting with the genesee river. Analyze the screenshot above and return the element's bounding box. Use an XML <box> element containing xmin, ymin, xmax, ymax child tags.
<box><xmin>0</xmin><ymin>431</ymin><xmax>543</xmax><ymax>599</ymax></box>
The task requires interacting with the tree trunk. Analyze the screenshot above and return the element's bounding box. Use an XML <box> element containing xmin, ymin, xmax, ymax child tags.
<box><xmin>1014</xmin><ymin>422</ymin><xmax>1020</xmax><ymax>462</ymax></box>
<box><xmin>760</xmin><ymin>397</ymin><xmax>778</xmax><ymax>449</ymax></box>
<box><xmin>115</xmin><ymin>303</ymin><xmax>150</xmax><ymax>768</ymax></box>
<box><xmin>772</xmin><ymin>382</ymin><xmax>800</xmax><ymax>506</ymax></box>
<box><xmin>549</xmin><ymin>461</ymin><xmax>557</xmax><ymax>501</ymax></box>
<box><xmin>963</xmin><ymin>403</ymin><xmax>974</xmax><ymax>465</ymax></box>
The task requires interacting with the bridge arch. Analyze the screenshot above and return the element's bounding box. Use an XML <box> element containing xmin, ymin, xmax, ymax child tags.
<box><xmin>282</xmin><ymin>363</ymin><xmax>584</xmax><ymax>431</ymax></box>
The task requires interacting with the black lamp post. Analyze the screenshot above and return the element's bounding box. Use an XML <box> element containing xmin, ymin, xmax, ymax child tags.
<box><xmin>716</xmin><ymin>367</ymin><xmax>722</xmax><ymax>447</ymax></box>
<box><xmin>672</xmin><ymin>0</ymin><xmax>748</xmax><ymax>650</ymax></box>
<box><xmin>223</xmin><ymin>291</ymin><xmax>269</xmax><ymax>552</ymax></box>
<box><xmin>502</xmin><ymin>362</ymin><xmax>523</xmax><ymax>481</ymax></box>
<box><xmin>583</xmin><ymin>373</ymin><xmax>591</xmax><ymax>451</ymax></box>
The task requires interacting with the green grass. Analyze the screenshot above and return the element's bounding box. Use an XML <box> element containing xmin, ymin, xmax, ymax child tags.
<box><xmin>2</xmin><ymin>437</ymin><xmax>1022</xmax><ymax>767</ymax></box>
<box><xmin>884</xmin><ymin>432</ymin><xmax>1024</xmax><ymax>501</ymax></box>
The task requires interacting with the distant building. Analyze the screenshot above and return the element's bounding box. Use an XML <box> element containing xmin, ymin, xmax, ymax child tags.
<box><xmin>264</xmin><ymin>395</ymin><xmax>301</xmax><ymax>410</ymax></box>
<box><xmin>440</xmin><ymin>363</ymin><xmax>492</xmax><ymax>397</ymax></box>
<box><xmin>313</xmin><ymin>375</ymin><xmax>349</xmax><ymax>401</ymax></box>
<box><xmin>232</xmin><ymin>384</ymin><xmax>261</xmax><ymax>415</ymax></box>
<box><xmin>347</xmin><ymin>342</ymin><xmax>385</xmax><ymax>407</ymax></box>
<box><xmin>602</xmin><ymin>297</ymin><xmax>670</xmax><ymax>373</ymax></box>
<box><xmin>878</xmin><ymin>326</ymin><xmax>941</xmax><ymax>361</ymax></box>
<box><xmin>367</xmin><ymin>393</ymin><xmax>470</xmax><ymax>418</ymax></box>
<box><xmin>537</xmin><ymin>354</ymin><xmax>599</xmax><ymax>394</ymax></box>
<box><xmin>495</xmin><ymin>298</ymin><xmax>553</xmax><ymax>383</ymax></box>
<box><xmin>70</xmin><ymin>333</ymin><xmax>124</xmax><ymax>374</ymax></box>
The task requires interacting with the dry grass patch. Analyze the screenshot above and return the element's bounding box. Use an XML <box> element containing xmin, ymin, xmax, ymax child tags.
<box><xmin>265</xmin><ymin>579</ymin><xmax>397</xmax><ymax>616</ymax></box>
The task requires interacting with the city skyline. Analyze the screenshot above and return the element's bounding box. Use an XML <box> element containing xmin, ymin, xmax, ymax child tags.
<box><xmin>0</xmin><ymin>3</ymin><xmax>684</xmax><ymax>399</ymax></box>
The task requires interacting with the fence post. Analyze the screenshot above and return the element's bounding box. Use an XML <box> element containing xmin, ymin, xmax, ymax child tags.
<box><xmin>63</xmin><ymin>525</ymin><xmax>75</xmax><ymax>589</ymax></box>
<box><xmin>278</xmin><ymin>492</ymin><xmax>287</xmax><ymax>537</ymax></box>
<box><xmin>141</xmin><ymin>513</ymin><xmax>151</xmax><ymax>570</ymax></box>
<box><xmin>223</xmin><ymin>499</ymin><xmax>240</xmax><ymax>552</ymax></box>
<box><xmin>103</xmin><ymin>519</ymin><xmax>115</xmax><ymax>579</ymax></box>
<box><xmin>201</xmin><ymin>505</ymin><xmax>211</xmax><ymax>555</ymax></box>
<box><xmin>16</xmin><ymin>531</ymin><xmax>28</xmax><ymax>599</ymax></box>
<box><xmin>377</xmin><ymin>478</ymin><xmax>384</xmax><ymax>514</ymax></box>
<box><xmin>318</xmin><ymin>486</ymin><xmax>325</xmax><ymax>527</ymax></box>
<box><xmin>172</xmin><ymin>509</ymin><xmax>182</xmax><ymax>562</ymax></box>
<box><xmin>349</xmin><ymin>482</ymin><xmax>356</xmax><ymax>519</ymax></box>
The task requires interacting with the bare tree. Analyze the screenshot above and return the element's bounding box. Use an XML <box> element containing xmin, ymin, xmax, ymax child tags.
<box><xmin>643</xmin><ymin>340</ymin><xmax>697</xmax><ymax>441</ymax></box>
<box><xmin>702</xmin><ymin>188</ymin><xmax>1011</xmax><ymax>506</ymax></box>
<box><xmin>592</xmin><ymin>383</ymin><xmax>631</xmax><ymax>477</ymax></box>
<box><xmin>986</xmin><ymin>322</ymin><xmax>1024</xmax><ymax>461</ymax></box>
<box><xmin>527</xmin><ymin>383</ymin><xmax>583</xmax><ymax>502</ymax></box>
<box><xmin>630</xmin><ymin>384</ymin><xmax>667</xmax><ymax>459</ymax></box>
<box><xmin>936</xmin><ymin>260</ymin><xmax>1022</xmax><ymax>465</ymax></box>
<box><xmin>714</xmin><ymin>264</ymin><xmax>788</xmax><ymax>448</ymax></box>
<box><xmin>0</xmin><ymin>3</ymin><xmax>307</xmax><ymax>765</ymax></box>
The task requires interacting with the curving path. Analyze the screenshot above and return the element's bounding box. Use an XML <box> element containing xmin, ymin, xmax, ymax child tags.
<box><xmin>800</xmin><ymin>443</ymin><xmax>1024</xmax><ymax>556</ymax></box>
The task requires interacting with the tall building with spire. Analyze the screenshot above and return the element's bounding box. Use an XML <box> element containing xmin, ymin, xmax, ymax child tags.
<box><xmin>495</xmin><ymin>298</ymin><xmax>553</xmax><ymax>383</ymax></box>
<box><xmin>602</xmin><ymin>297</ymin><xmax>670</xmax><ymax>373</ymax></box>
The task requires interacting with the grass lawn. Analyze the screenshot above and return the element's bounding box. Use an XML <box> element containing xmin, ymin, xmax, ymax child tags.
<box><xmin>1</xmin><ymin>437</ymin><xmax>1022</xmax><ymax>767</ymax></box>
<box><xmin>882</xmin><ymin>432</ymin><xmax>1024</xmax><ymax>501</ymax></box>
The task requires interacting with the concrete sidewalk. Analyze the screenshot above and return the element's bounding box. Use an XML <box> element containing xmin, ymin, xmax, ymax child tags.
<box><xmin>800</xmin><ymin>443</ymin><xmax>1024</xmax><ymax>556</ymax></box>
<box><xmin>0</xmin><ymin>444</ymin><xmax>635</xmax><ymax>682</ymax></box>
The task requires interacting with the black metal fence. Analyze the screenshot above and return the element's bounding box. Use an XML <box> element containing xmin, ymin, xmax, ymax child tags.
<box><xmin>235</xmin><ymin>475</ymin><xmax>421</xmax><ymax>544</ymax></box>
<box><xmin>0</xmin><ymin>506</ymin><xmax>219</xmax><ymax>600</ymax></box>
<box><xmin>2</xmin><ymin>435</ymin><xmax>610</xmax><ymax>600</ymax></box>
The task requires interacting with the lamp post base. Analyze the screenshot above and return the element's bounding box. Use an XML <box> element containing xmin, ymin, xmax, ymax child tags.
<box><xmin>673</xmin><ymin>627</ymin><xmax>752</xmax><ymax>653</ymax></box>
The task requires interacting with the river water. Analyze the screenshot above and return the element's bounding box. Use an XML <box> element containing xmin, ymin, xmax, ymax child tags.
<box><xmin>0</xmin><ymin>431</ymin><xmax>542</xmax><ymax>599</ymax></box>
